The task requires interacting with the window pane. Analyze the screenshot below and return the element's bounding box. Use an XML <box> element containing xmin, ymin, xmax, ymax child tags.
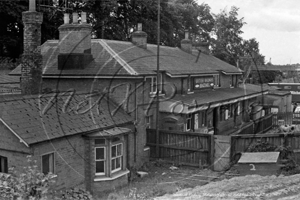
<box><xmin>42</xmin><ymin>154</ymin><xmax>50</xmax><ymax>174</ymax></box>
<box><xmin>112</xmin><ymin>146</ymin><xmax>116</xmax><ymax>157</ymax></box>
<box><xmin>117</xmin><ymin>144</ymin><xmax>122</xmax><ymax>156</ymax></box>
<box><xmin>96</xmin><ymin>148</ymin><xmax>105</xmax><ymax>160</ymax></box>
<box><xmin>111</xmin><ymin>159</ymin><xmax>116</xmax><ymax>170</ymax></box>
<box><xmin>116</xmin><ymin>157</ymin><xmax>121</xmax><ymax>169</ymax></box>
<box><xmin>96</xmin><ymin>161</ymin><xmax>104</xmax><ymax>173</ymax></box>
<box><xmin>0</xmin><ymin>156</ymin><xmax>8</xmax><ymax>173</ymax></box>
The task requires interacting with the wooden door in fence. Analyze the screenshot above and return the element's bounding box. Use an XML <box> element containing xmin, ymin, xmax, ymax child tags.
<box><xmin>214</xmin><ymin>135</ymin><xmax>231</xmax><ymax>171</ymax></box>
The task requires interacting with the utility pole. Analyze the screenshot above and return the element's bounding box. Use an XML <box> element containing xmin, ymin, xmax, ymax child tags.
<box><xmin>155</xmin><ymin>0</ymin><xmax>160</xmax><ymax>158</ymax></box>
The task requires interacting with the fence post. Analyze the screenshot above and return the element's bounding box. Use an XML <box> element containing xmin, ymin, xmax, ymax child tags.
<box><xmin>156</xmin><ymin>129</ymin><xmax>160</xmax><ymax>158</ymax></box>
<box><xmin>209</xmin><ymin>134</ymin><xmax>214</xmax><ymax>170</ymax></box>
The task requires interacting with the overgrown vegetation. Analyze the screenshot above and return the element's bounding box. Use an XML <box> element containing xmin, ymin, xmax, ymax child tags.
<box><xmin>247</xmin><ymin>141</ymin><xmax>300</xmax><ymax>175</ymax></box>
<box><xmin>0</xmin><ymin>156</ymin><xmax>93</xmax><ymax>200</ymax></box>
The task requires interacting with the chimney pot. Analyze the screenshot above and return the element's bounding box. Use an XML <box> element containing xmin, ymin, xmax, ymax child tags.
<box><xmin>64</xmin><ymin>13</ymin><xmax>70</xmax><ymax>24</ymax></box>
<box><xmin>81</xmin><ymin>12</ymin><xmax>87</xmax><ymax>23</ymax></box>
<box><xmin>29</xmin><ymin>0</ymin><xmax>36</xmax><ymax>11</ymax></box>
<box><xmin>181</xmin><ymin>30</ymin><xmax>192</xmax><ymax>53</ymax></box>
<box><xmin>185</xmin><ymin>30</ymin><xmax>189</xmax><ymax>40</ymax></box>
<box><xmin>72</xmin><ymin>13</ymin><xmax>78</xmax><ymax>24</ymax></box>
<box><xmin>137</xmin><ymin>23</ymin><xmax>142</xmax><ymax>31</ymax></box>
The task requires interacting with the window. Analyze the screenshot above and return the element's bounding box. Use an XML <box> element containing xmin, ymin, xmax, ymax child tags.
<box><xmin>185</xmin><ymin>114</ymin><xmax>192</xmax><ymax>131</ymax></box>
<box><xmin>147</xmin><ymin>74</ymin><xmax>163</xmax><ymax>95</ymax></box>
<box><xmin>0</xmin><ymin>156</ymin><xmax>8</xmax><ymax>173</ymax></box>
<box><xmin>42</xmin><ymin>153</ymin><xmax>54</xmax><ymax>175</ymax></box>
<box><xmin>147</xmin><ymin>77</ymin><xmax>157</xmax><ymax>94</ymax></box>
<box><xmin>146</xmin><ymin>115</ymin><xmax>153</xmax><ymax>128</ymax></box>
<box><xmin>194</xmin><ymin>113</ymin><xmax>199</xmax><ymax>129</ymax></box>
<box><xmin>214</xmin><ymin>75</ymin><xmax>220</xmax><ymax>88</ymax></box>
<box><xmin>111</xmin><ymin>143</ymin><xmax>123</xmax><ymax>173</ymax></box>
<box><xmin>94</xmin><ymin>137</ymin><xmax>125</xmax><ymax>177</ymax></box>
<box><xmin>230</xmin><ymin>75</ymin><xmax>234</xmax><ymax>87</ymax></box>
<box><xmin>187</xmin><ymin>76</ymin><xmax>193</xmax><ymax>93</ymax></box>
<box><xmin>194</xmin><ymin>76</ymin><xmax>214</xmax><ymax>89</ymax></box>
<box><xmin>95</xmin><ymin>147</ymin><xmax>106</xmax><ymax>175</ymax></box>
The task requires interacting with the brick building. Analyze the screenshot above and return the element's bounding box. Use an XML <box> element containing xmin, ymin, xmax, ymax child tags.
<box><xmin>0</xmin><ymin>92</ymin><xmax>135</xmax><ymax>194</ymax></box>
<box><xmin>0</xmin><ymin>1</ymin><xmax>136</xmax><ymax>195</ymax></box>
<box><xmin>4</xmin><ymin>0</ymin><xmax>272</xmax><ymax>193</ymax></box>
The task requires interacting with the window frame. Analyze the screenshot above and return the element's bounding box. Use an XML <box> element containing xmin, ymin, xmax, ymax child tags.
<box><xmin>187</xmin><ymin>76</ymin><xmax>194</xmax><ymax>93</ymax></box>
<box><xmin>94</xmin><ymin>137</ymin><xmax>125</xmax><ymax>178</ymax></box>
<box><xmin>213</xmin><ymin>74</ymin><xmax>220</xmax><ymax>88</ymax></box>
<box><xmin>95</xmin><ymin>147</ymin><xmax>106</xmax><ymax>175</ymax></box>
<box><xmin>111</xmin><ymin>143</ymin><xmax>123</xmax><ymax>173</ymax></box>
<box><xmin>41</xmin><ymin>152</ymin><xmax>55</xmax><ymax>175</ymax></box>
<box><xmin>145</xmin><ymin>115</ymin><xmax>153</xmax><ymax>128</ymax></box>
<box><xmin>185</xmin><ymin>114</ymin><xmax>192</xmax><ymax>131</ymax></box>
<box><xmin>0</xmin><ymin>155</ymin><xmax>8</xmax><ymax>173</ymax></box>
<box><xmin>146</xmin><ymin>75</ymin><xmax>163</xmax><ymax>96</ymax></box>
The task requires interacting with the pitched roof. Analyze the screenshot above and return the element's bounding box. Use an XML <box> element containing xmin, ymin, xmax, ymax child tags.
<box><xmin>0</xmin><ymin>92</ymin><xmax>133</xmax><ymax>145</ymax></box>
<box><xmin>10</xmin><ymin>39</ymin><xmax>242</xmax><ymax>77</ymax></box>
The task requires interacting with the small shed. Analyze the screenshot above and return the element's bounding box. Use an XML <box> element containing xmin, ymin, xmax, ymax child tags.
<box><xmin>236</xmin><ymin>152</ymin><xmax>280</xmax><ymax>176</ymax></box>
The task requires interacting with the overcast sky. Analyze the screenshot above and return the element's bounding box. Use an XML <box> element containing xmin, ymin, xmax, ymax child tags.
<box><xmin>197</xmin><ymin>0</ymin><xmax>300</xmax><ymax>65</ymax></box>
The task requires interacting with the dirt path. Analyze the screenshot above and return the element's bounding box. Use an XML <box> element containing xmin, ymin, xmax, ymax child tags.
<box><xmin>155</xmin><ymin>174</ymin><xmax>300</xmax><ymax>200</ymax></box>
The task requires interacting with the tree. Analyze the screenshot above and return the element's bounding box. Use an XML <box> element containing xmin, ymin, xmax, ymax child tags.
<box><xmin>211</xmin><ymin>6</ymin><xmax>245</xmax><ymax>66</ymax></box>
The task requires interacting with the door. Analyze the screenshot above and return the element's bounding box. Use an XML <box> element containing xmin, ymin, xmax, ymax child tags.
<box><xmin>214</xmin><ymin>135</ymin><xmax>231</xmax><ymax>171</ymax></box>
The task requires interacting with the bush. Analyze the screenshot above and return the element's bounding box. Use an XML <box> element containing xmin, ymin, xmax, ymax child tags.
<box><xmin>0</xmin><ymin>155</ymin><xmax>56</xmax><ymax>200</ymax></box>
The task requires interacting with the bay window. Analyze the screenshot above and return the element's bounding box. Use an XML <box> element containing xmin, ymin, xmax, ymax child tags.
<box><xmin>94</xmin><ymin>137</ymin><xmax>125</xmax><ymax>177</ymax></box>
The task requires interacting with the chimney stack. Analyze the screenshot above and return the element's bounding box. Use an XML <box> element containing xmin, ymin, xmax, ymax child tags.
<box><xmin>195</xmin><ymin>41</ymin><xmax>210</xmax><ymax>55</ymax></box>
<box><xmin>180</xmin><ymin>30</ymin><xmax>192</xmax><ymax>53</ymax></box>
<box><xmin>58</xmin><ymin>12</ymin><xmax>93</xmax><ymax>70</ymax></box>
<box><xmin>21</xmin><ymin>0</ymin><xmax>43</xmax><ymax>95</ymax></box>
<box><xmin>131</xmin><ymin>23</ymin><xmax>147</xmax><ymax>49</ymax></box>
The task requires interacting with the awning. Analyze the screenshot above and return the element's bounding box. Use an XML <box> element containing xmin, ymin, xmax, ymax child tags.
<box><xmin>159</xmin><ymin>86</ymin><xmax>267</xmax><ymax>114</ymax></box>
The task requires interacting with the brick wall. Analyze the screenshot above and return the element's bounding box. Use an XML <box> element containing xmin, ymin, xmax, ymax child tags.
<box><xmin>31</xmin><ymin>134</ymin><xmax>86</xmax><ymax>191</ymax></box>
<box><xmin>0</xmin><ymin>122</ymin><xmax>30</xmax><ymax>172</ymax></box>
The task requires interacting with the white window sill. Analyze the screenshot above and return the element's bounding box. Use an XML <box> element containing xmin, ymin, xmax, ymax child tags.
<box><xmin>94</xmin><ymin>169</ymin><xmax>130</xmax><ymax>182</ymax></box>
<box><xmin>144</xmin><ymin>146</ymin><xmax>150</xmax><ymax>151</ymax></box>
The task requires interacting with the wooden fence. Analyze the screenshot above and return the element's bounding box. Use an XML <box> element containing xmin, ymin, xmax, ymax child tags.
<box><xmin>146</xmin><ymin>129</ymin><xmax>213</xmax><ymax>167</ymax></box>
<box><xmin>253</xmin><ymin>114</ymin><xmax>273</xmax><ymax>134</ymax></box>
<box><xmin>231</xmin><ymin>133</ymin><xmax>300</xmax><ymax>164</ymax></box>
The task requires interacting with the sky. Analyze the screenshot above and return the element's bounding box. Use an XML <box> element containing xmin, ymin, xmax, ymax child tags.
<box><xmin>197</xmin><ymin>0</ymin><xmax>300</xmax><ymax>65</ymax></box>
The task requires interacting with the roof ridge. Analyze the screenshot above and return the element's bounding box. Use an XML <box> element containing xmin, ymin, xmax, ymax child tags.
<box><xmin>97</xmin><ymin>40</ymin><xmax>138</xmax><ymax>75</ymax></box>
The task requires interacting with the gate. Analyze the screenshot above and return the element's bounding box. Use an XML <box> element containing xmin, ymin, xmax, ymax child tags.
<box><xmin>214</xmin><ymin>135</ymin><xmax>231</xmax><ymax>171</ymax></box>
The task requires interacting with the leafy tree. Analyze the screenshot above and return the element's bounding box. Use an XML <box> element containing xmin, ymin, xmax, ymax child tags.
<box><xmin>211</xmin><ymin>6</ymin><xmax>245</xmax><ymax>66</ymax></box>
<box><xmin>0</xmin><ymin>0</ymin><xmax>27</xmax><ymax>59</ymax></box>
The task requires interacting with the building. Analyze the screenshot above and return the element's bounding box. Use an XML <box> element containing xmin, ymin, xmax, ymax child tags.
<box><xmin>0</xmin><ymin>1</ymin><xmax>136</xmax><ymax>195</ymax></box>
<box><xmin>4</xmin><ymin>1</ymin><xmax>272</xmax><ymax>192</ymax></box>
<box><xmin>0</xmin><ymin>92</ymin><xmax>135</xmax><ymax>194</ymax></box>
